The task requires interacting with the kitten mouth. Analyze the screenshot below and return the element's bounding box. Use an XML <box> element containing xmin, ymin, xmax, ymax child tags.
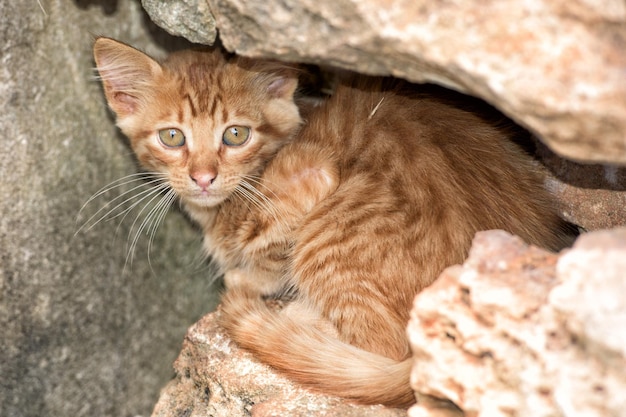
<box><xmin>187</xmin><ymin>190</ymin><xmax>225</xmax><ymax>208</ymax></box>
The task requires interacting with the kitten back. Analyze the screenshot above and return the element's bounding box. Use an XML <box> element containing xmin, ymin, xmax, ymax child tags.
<box><xmin>221</xmin><ymin>76</ymin><xmax>573</xmax><ymax>407</ymax></box>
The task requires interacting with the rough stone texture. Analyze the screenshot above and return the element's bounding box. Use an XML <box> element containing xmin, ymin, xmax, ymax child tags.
<box><xmin>141</xmin><ymin>0</ymin><xmax>216</xmax><ymax>44</ymax></box>
<box><xmin>537</xmin><ymin>142</ymin><xmax>626</xmax><ymax>231</ymax></box>
<box><xmin>151</xmin><ymin>312</ymin><xmax>407</xmax><ymax>417</ymax></box>
<box><xmin>408</xmin><ymin>230</ymin><xmax>626</xmax><ymax>417</ymax></box>
<box><xmin>151</xmin><ymin>230</ymin><xmax>626</xmax><ymax>417</ymax></box>
<box><xmin>0</xmin><ymin>1</ymin><xmax>220</xmax><ymax>417</ymax></box>
<box><xmin>142</xmin><ymin>0</ymin><xmax>626</xmax><ymax>166</ymax></box>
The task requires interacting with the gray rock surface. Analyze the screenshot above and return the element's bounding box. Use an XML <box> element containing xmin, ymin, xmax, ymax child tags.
<box><xmin>0</xmin><ymin>1</ymin><xmax>220</xmax><ymax>416</ymax></box>
<box><xmin>142</xmin><ymin>0</ymin><xmax>626</xmax><ymax>165</ymax></box>
<box><xmin>141</xmin><ymin>0</ymin><xmax>217</xmax><ymax>44</ymax></box>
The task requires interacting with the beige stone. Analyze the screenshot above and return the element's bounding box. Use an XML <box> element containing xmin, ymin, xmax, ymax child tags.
<box><xmin>408</xmin><ymin>229</ymin><xmax>626</xmax><ymax>417</ymax></box>
<box><xmin>150</xmin><ymin>230</ymin><xmax>626</xmax><ymax>417</ymax></box>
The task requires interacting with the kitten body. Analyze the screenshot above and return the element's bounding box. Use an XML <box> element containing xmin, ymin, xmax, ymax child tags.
<box><xmin>94</xmin><ymin>38</ymin><xmax>571</xmax><ymax>407</ymax></box>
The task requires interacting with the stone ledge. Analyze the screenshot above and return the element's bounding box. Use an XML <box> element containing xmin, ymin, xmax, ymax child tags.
<box><xmin>142</xmin><ymin>0</ymin><xmax>626</xmax><ymax>165</ymax></box>
<box><xmin>151</xmin><ymin>312</ymin><xmax>408</xmax><ymax>417</ymax></box>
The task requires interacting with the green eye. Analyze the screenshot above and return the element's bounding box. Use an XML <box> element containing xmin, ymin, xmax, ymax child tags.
<box><xmin>222</xmin><ymin>126</ymin><xmax>251</xmax><ymax>146</ymax></box>
<box><xmin>158</xmin><ymin>128</ymin><xmax>186</xmax><ymax>147</ymax></box>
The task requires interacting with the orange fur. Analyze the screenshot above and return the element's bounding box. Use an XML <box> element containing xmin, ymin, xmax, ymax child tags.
<box><xmin>94</xmin><ymin>37</ymin><xmax>573</xmax><ymax>407</ymax></box>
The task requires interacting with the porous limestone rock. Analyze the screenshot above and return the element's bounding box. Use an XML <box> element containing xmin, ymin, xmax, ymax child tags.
<box><xmin>408</xmin><ymin>229</ymin><xmax>626</xmax><ymax>417</ymax></box>
<box><xmin>142</xmin><ymin>0</ymin><xmax>626</xmax><ymax>165</ymax></box>
<box><xmin>150</xmin><ymin>312</ymin><xmax>407</xmax><ymax>417</ymax></box>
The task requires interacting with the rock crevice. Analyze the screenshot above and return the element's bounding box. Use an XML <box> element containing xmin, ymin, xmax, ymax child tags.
<box><xmin>143</xmin><ymin>0</ymin><xmax>626</xmax><ymax>165</ymax></box>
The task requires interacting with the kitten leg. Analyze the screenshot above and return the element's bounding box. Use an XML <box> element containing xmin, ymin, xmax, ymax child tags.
<box><xmin>230</xmin><ymin>148</ymin><xmax>339</xmax><ymax>275</ymax></box>
<box><xmin>223</xmin><ymin>150</ymin><xmax>338</xmax><ymax>271</ymax></box>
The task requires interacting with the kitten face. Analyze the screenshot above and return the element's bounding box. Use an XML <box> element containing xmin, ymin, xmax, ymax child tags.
<box><xmin>93</xmin><ymin>38</ymin><xmax>302</xmax><ymax>209</ymax></box>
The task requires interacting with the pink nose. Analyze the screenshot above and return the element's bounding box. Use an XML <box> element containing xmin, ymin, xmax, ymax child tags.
<box><xmin>190</xmin><ymin>171</ymin><xmax>217</xmax><ymax>189</ymax></box>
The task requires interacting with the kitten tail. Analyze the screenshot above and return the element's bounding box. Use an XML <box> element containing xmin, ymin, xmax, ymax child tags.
<box><xmin>218</xmin><ymin>287</ymin><xmax>415</xmax><ymax>407</ymax></box>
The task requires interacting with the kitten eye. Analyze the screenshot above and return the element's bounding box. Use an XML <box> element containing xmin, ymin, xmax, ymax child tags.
<box><xmin>158</xmin><ymin>128</ymin><xmax>186</xmax><ymax>147</ymax></box>
<box><xmin>222</xmin><ymin>126</ymin><xmax>251</xmax><ymax>147</ymax></box>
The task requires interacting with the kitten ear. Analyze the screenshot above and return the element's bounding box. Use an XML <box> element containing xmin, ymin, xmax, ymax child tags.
<box><xmin>267</xmin><ymin>75</ymin><xmax>299</xmax><ymax>100</ymax></box>
<box><xmin>93</xmin><ymin>37</ymin><xmax>162</xmax><ymax>118</ymax></box>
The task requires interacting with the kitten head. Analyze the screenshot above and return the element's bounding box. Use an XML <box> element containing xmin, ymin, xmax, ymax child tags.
<box><xmin>93</xmin><ymin>37</ymin><xmax>302</xmax><ymax>209</ymax></box>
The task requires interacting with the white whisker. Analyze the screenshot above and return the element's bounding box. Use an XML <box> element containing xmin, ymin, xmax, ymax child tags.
<box><xmin>77</xmin><ymin>172</ymin><xmax>166</xmax><ymax>216</ymax></box>
<box><xmin>125</xmin><ymin>184</ymin><xmax>175</xmax><ymax>268</ymax></box>
<box><xmin>76</xmin><ymin>172</ymin><xmax>168</xmax><ymax>233</ymax></box>
<box><xmin>37</xmin><ymin>0</ymin><xmax>47</xmax><ymax>16</ymax></box>
<box><xmin>146</xmin><ymin>189</ymin><xmax>178</xmax><ymax>264</ymax></box>
<box><xmin>77</xmin><ymin>178</ymin><xmax>169</xmax><ymax>235</ymax></box>
<box><xmin>76</xmin><ymin>171</ymin><xmax>180</xmax><ymax>272</ymax></box>
<box><xmin>234</xmin><ymin>185</ymin><xmax>287</xmax><ymax>242</ymax></box>
<box><xmin>231</xmin><ymin>187</ymin><xmax>254</xmax><ymax>212</ymax></box>
<box><xmin>111</xmin><ymin>182</ymin><xmax>172</xmax><ymax>233</ymax></box>
<box><xmin>240</xmin><ymin>175</ymin><xmax>282</xmax><ymax>200</ymax></box>
<box><xmin>241</xmin><ymin>175</ymin><xmax>294</xmax><ymax>229</ymax></box>
<box><xmin>239</xmin><ymin>181</ymin><xmax>279</xmax><ymax>220</ymax></box>
<box><xmin>368</xmin><ymin>96</ymin><xmax>385</xmax><ymax>120</ymax></box>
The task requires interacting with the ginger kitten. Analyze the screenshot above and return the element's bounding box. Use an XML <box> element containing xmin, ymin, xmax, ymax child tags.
<box><xmin>93</xmin><ymin>37</ymin><xmax>572</xmax><ymax>407</ymax></box>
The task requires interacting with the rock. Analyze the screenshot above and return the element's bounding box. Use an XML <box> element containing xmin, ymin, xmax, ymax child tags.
<box><xmin>141</xmin><ymin>0</ymin><xmax>217</xmax><ymax>44</ymax></box>
<box><xmin>408</xmin><ymin>229</ymin><xmax>626</xmax><ymax>417</ymax></box>
<box><xmin>537</xmin><ymin>142</ymin><xmax>626</xmax><ymax>231</ymax></box>
<box><xmin>151</xmin><ymin>312</ymin><xmax>407</xmax><ymax>417</ymax></box>
<box><xmin>0</xmin><ymin>1</ymin><xmax>219</xmax><ymax>417</ymax></box>
<box><xmin>551</xmin><ymin>229</ymin><xmax>626</xmax><ymax>362</ymax></box>
<box><xmin>142</xmin><ymin>0</ymin><xmax>626</xmax><ymax>165</ymax></box>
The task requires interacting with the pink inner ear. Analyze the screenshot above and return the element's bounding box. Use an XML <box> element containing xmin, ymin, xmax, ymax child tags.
<box><xmin>112</xmin><ymin>91</ymin><xmax>139</xmax><ymax>114</ymax></box>
<box><xmin>267</xmin><ymin>77</ymin><xmax>297</xmax><ymax>99</ymax></box>
<box><xmin>94</xmin><ymin>38</ymin><xmax>162</xmax><ymax>117</ymax></box>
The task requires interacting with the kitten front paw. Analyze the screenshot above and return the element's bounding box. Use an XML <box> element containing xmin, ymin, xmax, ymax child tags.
<box><xmin>223</xmin><ymin>268</ymin><xmax>250</xmax><ymax>289</ymax></box>
<box><xmin>223</xmin><ymin>268</ymin><xmax>287</xmax><ymax>296</ymax></box>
